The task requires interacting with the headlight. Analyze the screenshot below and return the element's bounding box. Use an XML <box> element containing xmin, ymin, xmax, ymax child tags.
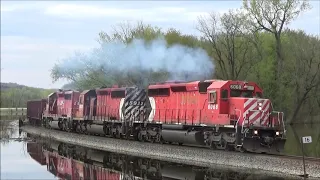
<box><xmin>276</xmin><ymin>131</ymin><xmax>279</xmax><ymax>136</ymax></box>
<box><xmin>258</xmin><ymin>107</ymin><xmax>262</xmax><ymax>110</ymax></box>
<box><xmin>258</xmin><ymin>103</ymin><xmax>262</xmax><ymax>106</ymax></box>
<box><xmin>254</xmin><ymin>130</ymin><xmax>258</xmax><ymax>135</ymax></box>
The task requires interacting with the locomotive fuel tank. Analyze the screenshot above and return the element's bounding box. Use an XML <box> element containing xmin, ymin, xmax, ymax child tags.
<box><xmin>86</xmin><ymin>124</ymin><xmax>105</xmax><ymax>135</ymax></box>
<box><xmin>86</xmin><ymin>150</ymin><xmax>106</xmax><ymax>163</ymax></box>
<box><xmin>161</xmin><ymin>130</ymin><xmax>205</xmax><ymax>145</ymax></box>
<box><xmin>49</xmin><ymin>120</ymin><xmax>60</xmax><ymax>130</ymax></box>
<box><xmin>162</xmin><ymin>165</ymin><xmax>204</xmax><ymax>180</ymax></box>
<box><xmin>50</xmin><ymin>141</ymin><xmax>61</xmax><ymax>152</ymax></box>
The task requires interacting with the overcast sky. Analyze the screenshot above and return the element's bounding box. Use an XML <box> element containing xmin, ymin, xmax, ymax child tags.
<box><xmin>1</xmin><ymin>1</ymin><xmax>319</xmax><ymax>89</ymax></box>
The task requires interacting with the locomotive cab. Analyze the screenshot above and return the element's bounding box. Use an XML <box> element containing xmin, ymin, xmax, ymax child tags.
<box><xmin>75</xmin><ymin>89</ymin><xmax>97</xmax><ymax>120</ymax></box>
<box><xmin>207</xmin><ymin>80</ymin><xmax>286</xmax><ymax>153</ymax></box>
<box><xmin>57</xmin><ymin>90</ymin><xmax>80</xmax><ymax>118</ymax></box>
<box><xmin>48</xmin><ymin>92</ymin><xmax>58</xmax><ymax>113</ymax></box>
<box><xmin>44</xmin><ymin>92</ymin><xmax>58</xmax><ymax>116</ymax></box>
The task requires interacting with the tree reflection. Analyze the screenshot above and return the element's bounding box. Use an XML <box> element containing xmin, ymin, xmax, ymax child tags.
<box><xmin>0</xmin><ymin>120</ymin><xmax>16</xmax><ymax>145</ymax></box>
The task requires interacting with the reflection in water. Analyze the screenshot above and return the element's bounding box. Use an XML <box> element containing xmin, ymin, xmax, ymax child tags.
<box><xmin>1</xmin><ymin>120</ymin><xmax>56</xmax><ymax>179</ymax></box>
<box><xmin>0</xmin><ymin>120</ymin><xmax>16</xmax><ymax>145</ymax></box>
<box><xmin>284</xmin><ymin>123</ymin><xmax>320</xmax><ymax>158</ymax></box>
<box><xmin>0</xmin><ymin>120</ymin><xmax>318</xmax><ymax>179</ymax></box>
<box><xmin>26</xmin><ymin>136</ymin><xmax>298</xmax><ymax>180</ymax></box>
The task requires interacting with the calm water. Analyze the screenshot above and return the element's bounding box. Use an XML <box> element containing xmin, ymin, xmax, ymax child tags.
<box><xmin>1</xmin><ymin>120</ymin><xmax>319</xmax><ymax>180</ymax></box>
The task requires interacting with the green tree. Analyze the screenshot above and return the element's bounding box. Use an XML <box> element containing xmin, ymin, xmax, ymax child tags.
<box><xmin>281</xmin><ymin>30</ymin><xmax>320</xmax><ymax>123</ymax></box>
<box><xmin>242</xmin><ymin>0</ymin><xmax>311</xmax><ymax>110</ymax></box>
<box><xmin>0</xmin><ymin>87</ymin><xmax>54</xmax><ymax>108</ymax></box>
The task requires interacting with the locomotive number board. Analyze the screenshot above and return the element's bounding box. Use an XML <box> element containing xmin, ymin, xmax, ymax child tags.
<box><xmin>230</xmin><ymin>84</ymin><xmax>242</xmax><ymax>90</ymax></box>
<box><xmin>128</xmin><ymin>100</ymin><xmax>145</xmax><ymax>106</ymax></box>
<box><xmin>230</xmin><ymin>84</ymin><xmax>255</xmax><ymax>91</ymax></box>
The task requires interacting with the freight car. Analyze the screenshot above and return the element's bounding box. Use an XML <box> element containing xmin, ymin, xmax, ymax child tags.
<box><xmin>26</xmin><ymin>99</ymin><xmax>47</xmax><ymax>126</ymax></box>
<box><xmin>26</xmin><ymin>79</ymin><xmax>286</xmax><ymax>154</ymax></box>
<box><xmin>26</xmin><ymin>142</ymin><xmax>46</xmax><ymax>165</ymax></box>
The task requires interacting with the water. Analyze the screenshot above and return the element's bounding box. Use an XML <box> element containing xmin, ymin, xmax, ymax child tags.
<box><xmin>0</xmin><ymin>120</ymin><xmax>56</xmax><ymax>179</ymax></box>
<box><xmin>1</xmin><ymin>120</ymin><xmax>319</xmax><ymax>180</ymax></box>
<box><xmin>284</xmin><ymin>123</ymin><xmax>320</xmax><ymax>158</ymax></box>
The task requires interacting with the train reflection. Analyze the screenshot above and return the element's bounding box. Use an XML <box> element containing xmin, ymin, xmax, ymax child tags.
<box><xmin>26</xmin><ymin>136</ymin><xmax>288</xmax><ymax>180</ymax></box>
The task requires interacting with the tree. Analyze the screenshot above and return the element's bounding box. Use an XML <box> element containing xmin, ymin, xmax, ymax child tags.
<box><xmin>282</xmin><ymin>30</ymin><xmax>320</xmax><ymax>123</ymax></box>
<box><xmin>98</xmin><ymin>21</ymin><xmax>163</xmax><ymax>44</ymax></box>
<box><xmin>242</xmin><ymin>0</ymin><xmax>311</xmax><ymax>109</ymax></box>
<box><xmin>197</xmin><ymin>9</ymin><xmax>256</xmax><ymax>80</ymax></box>
<box><xmin>0</xmin><ymin>86</ymin><xmax>54</xmax><ymax>108</ymax></box>
<box><xmin>165</xmin><ymin>28</ymin><xmax>202</xmax><ymax>48</ymax></box>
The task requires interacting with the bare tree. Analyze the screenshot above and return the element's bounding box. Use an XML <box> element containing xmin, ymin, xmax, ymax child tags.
<box><xmin>197</xmin><ymin>9</ymin><xmax>255</xmax><ymax>80</ymax></box>
<box><xmin>98</xmin><ymin>21</ymin><xmax>163</xmax><ymax>44</ymax></box>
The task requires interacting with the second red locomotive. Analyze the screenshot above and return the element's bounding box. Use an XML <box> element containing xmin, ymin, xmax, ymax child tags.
<box><xmin>27</xmin><ymin>79</ymin><xmax>286</xmax><ymax>154</ymax></box>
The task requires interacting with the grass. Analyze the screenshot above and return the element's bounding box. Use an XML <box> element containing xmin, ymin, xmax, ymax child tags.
<box><xmin>0</xmin><ymin>108</ymin><xmax>27</xmax><ymax>120</ymax></box>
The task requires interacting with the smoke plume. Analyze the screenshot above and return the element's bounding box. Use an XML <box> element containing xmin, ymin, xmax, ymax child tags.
<box><xmin>56</xmin><ymin>37</ymin><xmax>215</xmax><ymax>87</ymax></box>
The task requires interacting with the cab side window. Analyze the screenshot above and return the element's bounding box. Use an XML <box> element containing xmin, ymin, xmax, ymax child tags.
<box><xmin>79</xmin><ymin>96</ymin><xmax>83</xmax><ymax>104</ymax></box>
<box><xmin>208</xmin><ymin>91</ymin><xmax>217</xmax><ymax>104</ymax></box>
<box><xmin>221</xmin><ymin>89</ymin><xmax>228</xmax><ymax>100</ymax></box>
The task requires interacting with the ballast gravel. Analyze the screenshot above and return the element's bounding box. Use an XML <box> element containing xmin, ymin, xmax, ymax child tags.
<box><xmin>21</xmin><ymin>125</ymin><xmax>320</xmax><ymax>179</ymax></box>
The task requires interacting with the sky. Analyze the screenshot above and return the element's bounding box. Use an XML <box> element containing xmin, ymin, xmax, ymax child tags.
<box><xmin>1</xmin><ymin>1</ymin><xmax>319</xmax><ymax>89</ymax></box>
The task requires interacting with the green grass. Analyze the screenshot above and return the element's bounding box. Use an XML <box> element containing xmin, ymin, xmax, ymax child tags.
<box><xmin>0</xmin><ymin>108</ymin><xmax>27</xmax><ymax>120</ymax></box>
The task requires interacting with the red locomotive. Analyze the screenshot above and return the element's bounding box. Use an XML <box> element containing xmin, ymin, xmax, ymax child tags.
<box><xmin>27</xmin><ymin>79</ymin><xmax>286</xmax><ymax>154</ymax></box>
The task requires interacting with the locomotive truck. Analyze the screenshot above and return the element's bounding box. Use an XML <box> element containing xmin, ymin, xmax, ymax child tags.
<box><xmin>26</xmin><ymin>79</ymin><xmax>286</xmax><ymax>154</ymax></box>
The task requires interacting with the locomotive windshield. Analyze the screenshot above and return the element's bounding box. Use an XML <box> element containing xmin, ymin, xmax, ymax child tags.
<box><xmin>230</xmin><ymin>90</ymin><xmax>262</xmax><ymax>98</ymax></box>
<box><xmin>230</xmin><ymin>90</ymin><xmax>253</xmax><ymax>98</ymax></box>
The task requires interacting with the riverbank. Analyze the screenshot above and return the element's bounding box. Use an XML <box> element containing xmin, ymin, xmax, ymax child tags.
<box><xmin>21</xmin><ymin>125</ymin><xmax>320</xmax><ymax>179</ymax></box>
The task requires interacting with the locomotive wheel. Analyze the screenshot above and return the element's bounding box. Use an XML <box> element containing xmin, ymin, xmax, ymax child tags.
<box><xmin>209</xmin><ymin>141</ymin><xmax>216</xmax><ymax>149</ymax></box>
<box><xmin>66</xmin><ymin>119</ymin><xmax>72</xmax><ymax>132</ymax></box>
<box><xmin>216</xmin><ymin>139</ymin><xmax>227</xmax><ymax>150</ymax></box>
<box><xmin>236</xmin><ymin>146</ymin><xmax>246</xmax><ymax>153</ymax></box>
<box><xmin>138</xmin><ymin>131</ymin><xmax>144</xmax><ymax>142</ymax></box>
<box><xmin>156</xmin><ymin>134</ymin><xmax>163</xmax><ymax>144</ymax></box>
<box><xmin>112</xmin><ymin>132</ymin><xmax>117</xmax><ymax>138</ymax></box>
<box><xmin>117</xmin><ymin>132</ymin><xmax>122</xmax><ymax>139</ymax></box>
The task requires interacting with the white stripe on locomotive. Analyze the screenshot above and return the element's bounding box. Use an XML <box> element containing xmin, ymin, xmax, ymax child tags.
<box><xmin>148</xmin><ymin>97</ymin><xmax>156</xmax><ymax>122</ymax></box>
<box><xmin>119</xmin><ymin>98</ymin><xmax>125</xmax><ymax>120</ymax></box>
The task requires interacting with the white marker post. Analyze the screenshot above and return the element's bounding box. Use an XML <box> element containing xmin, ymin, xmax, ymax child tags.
<box><xmin>301</xmin><ymin>136</ymin><xmax>312</xmax><ymax>179</ymax></box>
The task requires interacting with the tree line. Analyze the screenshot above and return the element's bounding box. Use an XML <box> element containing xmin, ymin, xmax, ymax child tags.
<box><xmin>0</xmin><ymin>84</ymin><xmax>54</xmax><ymax>108</ymax></box>
<box><xmin>51</xmin><ymin>0</ymin><xmax>319</xmax><ymax>124</ymax></box>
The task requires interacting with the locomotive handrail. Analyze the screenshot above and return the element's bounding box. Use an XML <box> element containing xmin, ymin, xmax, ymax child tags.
<box><xmin>241</xmin><ymin>117</ymin><xmax>246</xmax><ymax>134</ymax></box>
<box><xmin>271</xmin><ymin>111</ymin><xmax>286</xmax><ymax>135</ymax></box>
<box><xmin>234</xmin><ymin>109</ymin><xmax>241</xmax><ymax>133</ymax></box>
